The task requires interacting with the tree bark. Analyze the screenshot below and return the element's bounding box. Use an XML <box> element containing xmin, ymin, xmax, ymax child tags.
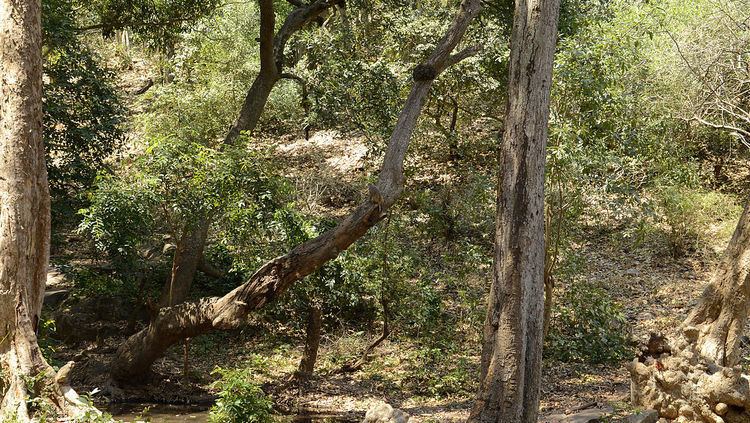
<box><xmin>468</xmin><ymin>1</ymin><xmax>560</xmax><ymax>422</ymax></box>
<box><xmin>160</xmin><ymin>223</ymin><xmax>209</xmax><ymax>306</ymax></box>
<box><xmin>682</xmin><ymin>203</ymin><xmax>750</xmax><ymax>367</ymax></box>
<box><xmin>110</xmin><ymin>0</ymin><xmax>482</xmax><ymax>384</ymax></box>
<box><xmin>629</xmin><ymin>204</ymin><xmax>750</xmax><ymax>421</ymax></box>
<box><xmin>0</xmin><ymin>0</ymin><xmax>94</xmax><ymax>419</ymax></box>
<box><xmin>160</xmin><ymin>0</ymin><xmax>342</xmax><ymax>309</ymax></box>
<box><xmin>297</xmin><ymin>305</ymin><xmax>322</xmax><ymax>379</ymax></box>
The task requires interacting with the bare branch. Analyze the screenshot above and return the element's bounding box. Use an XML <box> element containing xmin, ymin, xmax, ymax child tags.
<box><xmin>691</xmin><ymin>116</ymin><xmax>750</xmax><ymax>147</ymax></box>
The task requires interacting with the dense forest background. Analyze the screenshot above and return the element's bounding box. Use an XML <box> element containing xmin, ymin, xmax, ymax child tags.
<box><xmin>17</xmin><ymin>0</ymin><xmax>750</xmax><ymax>420</ymax></box>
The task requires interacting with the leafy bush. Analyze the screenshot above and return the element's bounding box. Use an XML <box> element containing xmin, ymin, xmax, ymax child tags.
<box><xmin>546</xmin><ymin>280</ymin><xmax>631</xmax><ymax>364</ymax></box>
<box><xmin>43</xmin><ymin>0</ymin><xmax>126</xmax><ymax>207</ymax></box>
<box><xmin>209</xmin><ymin>366</ymin><xmax>273</xmax><ymax>423</ymax></box>
<box><xmin>655</xmin><ymin>186</ymin><xmax>741</xmax><ymax>257</ymax></box>
<box><xmin>78</xmin><ymin>173</ymin><xmax>159</xmax><ymax>265</ymax></box>
<box><xmin>407</xmin><ymin>347</ymin><xmax>476</xmax><ymax>398</ymax></box>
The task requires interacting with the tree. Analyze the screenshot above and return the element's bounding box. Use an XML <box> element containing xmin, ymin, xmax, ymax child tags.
<box><xmin>43</xmin><ymin>0</ymin><xmax>126</xmax><ymax>204</ymax></box>
<box><xmin>160</xmin><ymin>0</ymin><xmax>343</xmax><ymax>308</ymax></box>
<box><xmin>468</xmin><ymin>0</ymin><xmax>561</xmax><ymax>422</ymax></box>
<box><xmin>627</xmin><ymin>4</ymin><xmax>750</xmax><ymax>419</ymax></box>
<box><xmin>629</xmin><ymin>203</ymin><xmax>750</xmax><ymax>421</ymax></box>
<box><xmin>109</xmin><ymin>0</ymin><xmax>483</xmax><ymax>383</ymax></box>
<box><xmin>0</xmin><ymin>0</ymin><xmax>93</xmax><ymax>419</ymax></box>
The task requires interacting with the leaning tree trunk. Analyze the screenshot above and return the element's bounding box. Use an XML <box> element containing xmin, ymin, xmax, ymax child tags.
<box><xmin>630</xmin><ymin>204</ymin><xmax>750</xmax><ymax>422</ymax></box>
<box><xmin>161</xmin><ymin>0</ymin><xmax>341</xmax><ymax>308</ymax></box>
<box><xmin>110</xmin><ymin>0</ymin><xmax>482</xmax><ymax>384</ymax></box>
<box><xmin>0</xmin><ymin>0</ymin><xmax>95</xmax><ymax>419</ymax></box>
<box><xmin>468</xmin><ymin>0</ymin><xmax>560</xmax><ymax>422</ymax></box>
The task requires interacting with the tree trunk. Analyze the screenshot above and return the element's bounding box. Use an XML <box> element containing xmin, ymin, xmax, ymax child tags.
<box><xmin>110</xmin><ymin>0</ymin><xmax>482</xmax><ymax>384</ymax></box>
<box><xmin>629</xmin><ymin>204</ymin><xmax>750</xmax><ymax>421</ymax></box>
<box><xmin>297</xmin><ymin>305</ymin><xmax>322</xmax><ymax>379</ymax></box>
<box><xmin>160</xmin><ymin>223</ymin><xmax>209</xmax><ymax>307</ymax></box>
<box><xmin>468</xmin><ymin>1</ymin><xmax>560</xmax><ymax>422</ymax></box>
<box><xmin>0</xmin><ymin>0</ymin><xmax>94</xmax><ymax>418</ymax></box>
<box><xmin>683</xmin><ymin>204</ymin><xmax>750</xmax><ymax>367</ymax></box>
<box><xmin>159</xmin><ymin>0</ymin><xmax>340</xmax><ymax>308</ymax></box>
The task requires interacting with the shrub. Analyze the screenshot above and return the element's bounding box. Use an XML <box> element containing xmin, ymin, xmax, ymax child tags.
<box><xmin>546</xmin><ymin>280</ymin><xmax>631</xmax><ymax>364</ymax></box>
<box><xmin>655</xmin><ymin>186</ymin><xmax>740</xmax><ymax>257</ymax></box>
<box><xmin>209</xmin><ymin>367</ymin><xmax>273</xmax><ymax>423</ymax></box>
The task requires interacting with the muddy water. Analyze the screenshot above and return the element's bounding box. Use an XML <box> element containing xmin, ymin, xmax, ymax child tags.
<box><xmin>107</xmin><ymin>403</ymin><xmax>355</xmax><ymax>423</ymax></box>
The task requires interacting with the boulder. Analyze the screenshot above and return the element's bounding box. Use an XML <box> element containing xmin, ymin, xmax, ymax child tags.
<box><xmin>363</xmin><ymin>402</ymin><xmax>409</xmax><ymax>423</ymax></box>
<box><xmin>540</xmin><ymin>406</ymin><xmax>614</xmax><ymax>423</ymax></box>
<box><xmin>625</xmin><ymin>410</ymin><xmax>659</xmax><ymax>423</ymax></box>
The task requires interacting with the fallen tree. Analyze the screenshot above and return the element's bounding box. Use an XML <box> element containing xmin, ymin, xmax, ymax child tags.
<box><xmin>630</xmin><ymin>203</ymin><xmax>750</xmax><ymax>422</ymax></box>
<box><xmin>110</xmin><ymin>0</ymin><xmax>482</xmax><ymax>383</ymax></box>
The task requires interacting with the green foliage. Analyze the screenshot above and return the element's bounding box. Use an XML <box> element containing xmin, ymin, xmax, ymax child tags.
<box><xmin>79</xmin><ymin>173</ymin><xmax>159</xmax><ymax>265</ymax></box>
<box><xmin>307</xmin><ymin>54</ymin><xmax>403</xmax><ymax>141</ymax></box>
<box><xmin>654</xmin><ymin>186</ymin><xmax>741</xmax><ymax>257</ymax></box>
<box><xmin>547</xmin><ymin>280</ymin><xmax>632</xmax><ymax>364</ymax></box>
<box><xmin>67</xmin><ymin>267</ymin><xmax>144</xmax><ymax>300</ymax></box>
<box><xmin>209</xmin><ymin>365</ymin><xmax>273</xmax><ymax>423</ymax></box>
<box><xmin>80</xmin><ymin>137</ymin><xmax>285</xmax><ymax>268</ymax></box>
<box><xmin>550</xmin><ymin>0</ymin><xmax>701</xmax><ymax>194</ymax></box>
<box><xmin>83</xmin><ymin>0</ymin><xmax>221</xmax><ymax>46</ymax></box>
<box><xmin>43</xmin><ymin>0</ymin><xmax>126</xmax><ymax>204</ymax></box>
<box><xmin>37</xmin><ymin>318</ymin><xmax>62</xmax><ymax>369</ymax></box>
<box><xmin>407</xmin><ymin>346</ymin><xmax>475</xmax><ymax>398</ymax></box>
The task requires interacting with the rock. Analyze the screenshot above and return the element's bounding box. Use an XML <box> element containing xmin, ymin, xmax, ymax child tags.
<box><xmin>715</xmin><ymin>402</ymin><xmax>728</xmax><ymax>415</ymax></box>
<box><xmin>682</xmin><ymin>326</ymin><xmax>699</xmax><ymax>342</ymax></box>
<box><xmin>540</xmin><ymin>407</ymin><xmax>613</xmax><ymax>423</ymax></box>
<box><xmin>625</xmin><ymin>410</ymin><xmax>659</xmax><ymax>423</ymax></box>
<box><xmin>626</xmin><ymin>268</ymin><xmax>640</xmax><ymax>276</ymax></box>
<box><xmin>363</xmin><ymin>402</ymin><xmax>409</xmax><ymax>423</ymax></box>
<box><xmin>46</xmin><ymin>267</ymin><xmax>69</xmax><ymax>288</ymax></box>
<box><xmin>44</xmin><ymin>289</ymin><xmax>69</xmax><ymax>309</ymax></box>
<box><xmin>54</xmin><ymin>361</ymin><xmax>75</xmax><ymax>385</ymax></box>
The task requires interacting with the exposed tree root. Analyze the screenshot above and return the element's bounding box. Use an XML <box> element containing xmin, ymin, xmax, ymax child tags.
<box><xmin>1</xmin><ymin>318</ymin><xmax>100</xmax><ymax>421</ymax></box>
<box><xmin>629</xmin><ymin>327</ymin><xmax>750</xmax><ymax>422</ymax></box>
<box><xmin>1</xmin><ymin>341</ymin><xmax>102</xmax><ymax>421</ymax></box>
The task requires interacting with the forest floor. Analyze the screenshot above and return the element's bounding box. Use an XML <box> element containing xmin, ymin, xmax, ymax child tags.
<box><xmin>44</xmin><ymin>131</ymin><xmax>742</xmax><ymax>422</ymax></box>
<box><xmin>46</xmin><ymin>233</ymin><xmax>723</xmax><ymax>422</ymax></box>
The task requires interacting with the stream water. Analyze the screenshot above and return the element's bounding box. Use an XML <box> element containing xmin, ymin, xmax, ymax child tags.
<box><xmin>108</xmin><ymin>403</ymin><xmax>210</xmax><ymax>422</ymax></box>
<box><xmin>107</xmin><ymin>403</ymin><xmax>356</xmax><ymax>423</ymax></box>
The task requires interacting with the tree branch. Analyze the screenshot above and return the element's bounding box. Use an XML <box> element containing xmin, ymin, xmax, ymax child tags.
<box><xmin>223</xmin><ymin>0</ymin><xmax>340</xmax><ymax>145</ymax></box>
<box><xmin>273</xmin><ymin>0</ymin><xmax>343</xmax><ymax>70</ymax></box>
<box><xmin>441</xmin><ymin>44</ymin><xmax>482</xmax><ymax>72</ymax></box>
<box><xmin>111</xmin><ymin>0</ymin><xmax>483</xmax><ymax>382</ymax></box>
<box><xmin>691</xmin><ymin>116</ymin><xmax>750</xmax><ymax>146</ymax></box>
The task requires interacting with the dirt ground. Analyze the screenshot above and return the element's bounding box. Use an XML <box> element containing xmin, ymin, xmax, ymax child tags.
<box><xmin>45</xmin><ymin>232</ymin><xmax>726</xmax><ymax>422</ymax></box>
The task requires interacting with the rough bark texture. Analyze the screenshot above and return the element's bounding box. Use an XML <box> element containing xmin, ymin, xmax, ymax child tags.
<box><xmin>297</xmin><ymin>305</ymin><xmax>322</xmax><ymax>379</ymax></box>
<box><xmin>0</xmin><ymin>0</ymin><xmax>94</xmax><ymax>419</ymax></box>
<box><xmin>683</xmin><ymin>204</ymin><xmax>750</xmax><ymax>367</ymax></box>
<box><xmin>160</xmin><ymin>223</ymin><xmax>209</xmax><ymax>306</ymax></box>
<box><xmin>630</xmin><ymin>204</ymin><xmax>750</xmax><ymax>422</ymax></box>
<box><xmin>468</xmin><ymin>0</ymin><xmax>560</xmax><ymax>422</ymax></box>
<box><xmin>161</xmin><ymin>0</ymin><xmax>342</xmax><ymax>309</ymax></box>
<box><xmin>110</xmin><ymin>0</ymin><xmax>481</xmax><ymax>384</ymax></box>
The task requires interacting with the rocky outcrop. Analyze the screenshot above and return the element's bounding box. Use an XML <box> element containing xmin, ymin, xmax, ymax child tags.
<box><xmin>363</xmin><ymin>402</ymin><xmax>409</xmax><ymax>423</ymax></box>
